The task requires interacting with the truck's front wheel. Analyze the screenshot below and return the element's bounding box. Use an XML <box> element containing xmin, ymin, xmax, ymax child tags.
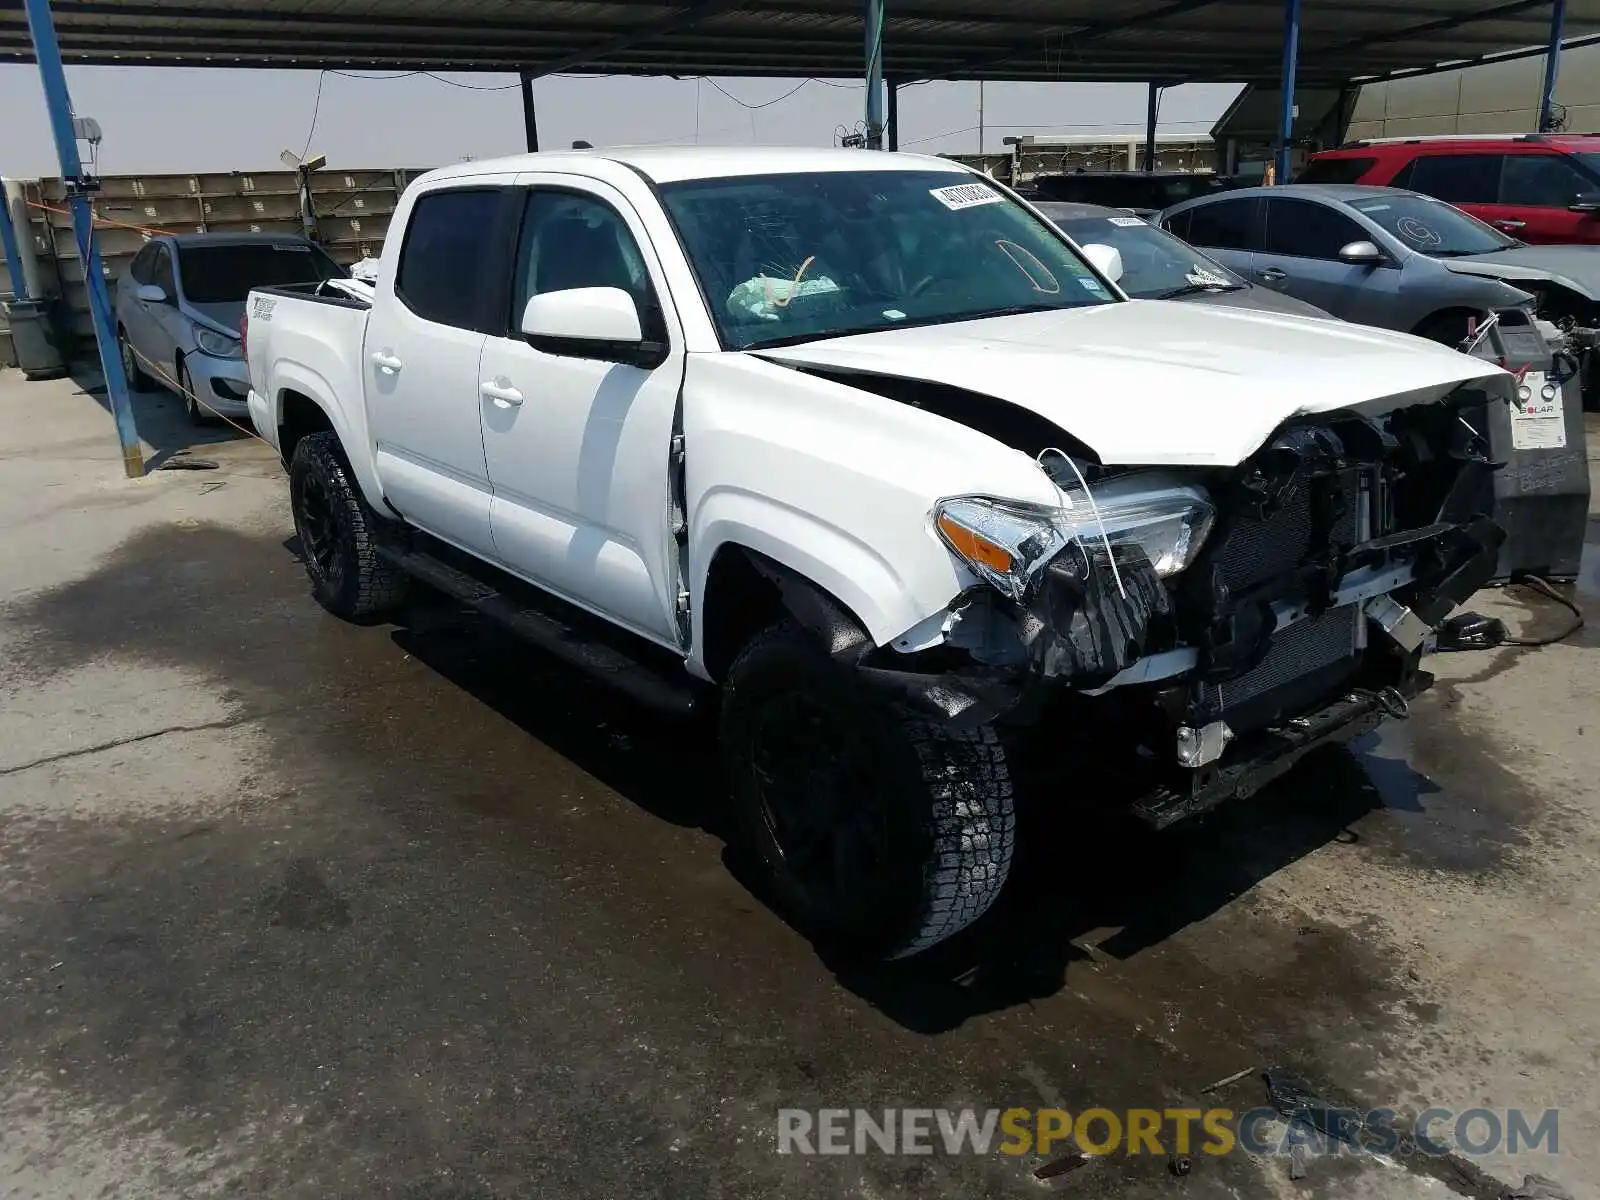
<box><xmin>289</xmin><ymin>432</ymin><xmax>408</xmax><ymax>620</ymax></box>
<box><xmin>721</xmin><ymin>623</ymin><xmax>1016</xmax><ymax>960</ymax></box>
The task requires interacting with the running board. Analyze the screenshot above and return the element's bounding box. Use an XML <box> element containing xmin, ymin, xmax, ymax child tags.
<box><xmin>376</xmin><ymin>543</ymin><xmax>699</xmax><ymax>717</ymax></box>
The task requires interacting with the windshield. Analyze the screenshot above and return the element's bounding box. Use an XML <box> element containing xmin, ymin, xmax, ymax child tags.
<box><xmin>1043</xmin><ymin>210</ymin><xmax>1244</xmax><ymax>299</ymax></box>
<box><xmin>1347</xmin><ymin>194</ymin><xmax>1516</xmax><ymax>257</ymax></box>
<box><xmin>657</xmin><ymin>170</ymin><xmax>1116</xmax><ymax>350</ymax></box>
<box><xmin>177</xmin><ymin>242</ymin><xmax>347</xmax><ymax>303</ymax></box>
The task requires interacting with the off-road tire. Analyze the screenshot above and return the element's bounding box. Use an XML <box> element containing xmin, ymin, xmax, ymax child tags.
<box><xmin>289</xmin><ymin>431</ymin><xmax>409</xmax><ymax>620</ymax></box>
<box><xmin>721</xmin><ymin>621</ymin><xmax>1015</xmax><ymax>960</ymax></box>
<box><xmin>117</xmin><ymin>329</ymin><xmax>150</xmax><ymax>392</ymax></box>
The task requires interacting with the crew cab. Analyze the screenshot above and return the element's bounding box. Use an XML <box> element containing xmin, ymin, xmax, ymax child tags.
<box><xmin>244</xmin><ymin>148</ymin><xmax>1512</xmax><ymax>960</ymax></box>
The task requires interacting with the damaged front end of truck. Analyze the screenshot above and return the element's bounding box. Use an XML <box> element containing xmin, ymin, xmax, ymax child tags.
<box><xmin>855</xmin><ymin>377</ymin><xmax>1511</xmax><ymax>828</ymax></box>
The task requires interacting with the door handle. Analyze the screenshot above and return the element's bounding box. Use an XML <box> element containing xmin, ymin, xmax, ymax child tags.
<box><xmin>480</xmin><ymin>380</ymin><xmax>524</xmax><ymax>408</ymax></box>
<box><xmin>1492</xmin><ymin>219</ymin><xmax>1526</xmax><ymax>231</ymax></box>
<box><xmin>1258</xmin><ymin>266</ymin><xmax>1287</xmax><ymax>282</ymax></box>
<box><xmin>370</xmin><ymin>351</ymin><xmax>404</xmax><ymax>373</ymax></box>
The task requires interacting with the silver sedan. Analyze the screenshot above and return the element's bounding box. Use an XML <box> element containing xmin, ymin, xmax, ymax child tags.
<box><xmin>114</xmin><ymin>233</ymin><xmax>346</xmax><ymax>424</ymax></box>
<box><xmin>1160</xmin><ymin>183</ymin><xmax>1540</xmax><ymax>344</ymax></box>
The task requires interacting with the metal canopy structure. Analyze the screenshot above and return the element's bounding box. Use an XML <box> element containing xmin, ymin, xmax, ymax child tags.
<box><xmin>1</xmin><ymin>0</ymin><xmax>1597</xmax><ymax>85</ymax></box>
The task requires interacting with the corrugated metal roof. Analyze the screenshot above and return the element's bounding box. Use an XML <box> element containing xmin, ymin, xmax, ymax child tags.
<box><xmin>1</xmin><ymin>0</ymin><xmax>1595</xmax><ymax>85</ymax></box>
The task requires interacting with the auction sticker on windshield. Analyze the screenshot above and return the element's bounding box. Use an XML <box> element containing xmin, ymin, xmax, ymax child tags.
<box><xmin>1510</xmin><ymin>370</ymin><xmax>1567</xmax><ymax>450</ymax></box>
<box><xmin>930</xmin><ymin>183</ymin><xmax>1004</xmax><ymax>211</ymax></box>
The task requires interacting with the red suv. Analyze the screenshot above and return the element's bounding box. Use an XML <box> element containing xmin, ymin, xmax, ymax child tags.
<box><xmin>1299</xmin><ymin>134</ymin><xmax>1600</xmax><ymax>244</ymax></box>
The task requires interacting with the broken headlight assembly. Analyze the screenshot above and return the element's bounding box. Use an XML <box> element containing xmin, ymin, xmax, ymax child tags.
<box><xmin>934</xmin><ymin>485</ymin><xmax>1214</xmax><ymax>602</ymax></box>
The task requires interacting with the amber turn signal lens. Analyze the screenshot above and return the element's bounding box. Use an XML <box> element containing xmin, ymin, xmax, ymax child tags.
<box><xmin>937</xmin><ymin>512</ymin><xmax>1015</xmax><ymax>573</ymax></box>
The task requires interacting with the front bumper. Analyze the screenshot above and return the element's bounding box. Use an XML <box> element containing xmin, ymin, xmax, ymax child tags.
<box><xmin>186</xmin><ymin>352</ymin><xmax>252</xmax><ymax>418</ymax></box>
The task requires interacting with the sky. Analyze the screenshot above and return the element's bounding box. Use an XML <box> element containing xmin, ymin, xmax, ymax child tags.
<box><xmin>0</xmin><ymin>65</ymin><xmax>1242</xmax><ymax>178</ymax></box>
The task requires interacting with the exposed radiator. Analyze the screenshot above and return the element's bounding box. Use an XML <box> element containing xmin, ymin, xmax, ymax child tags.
<box><xmin>1212</xmin><ymin>470</ymin><xmax>1364</xmax><ymax>592</ymax></box>
<box><xmin>1197</xmin><ymin>604</ymin><xmax>1362</xmax><ymax>719</ymax></box>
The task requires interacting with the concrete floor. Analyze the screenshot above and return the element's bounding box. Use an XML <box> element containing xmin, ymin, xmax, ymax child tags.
<box><xmin>1</xmin><ymin>367</ymin><xmax>1596</xmax><ymax>1200</ymax></box>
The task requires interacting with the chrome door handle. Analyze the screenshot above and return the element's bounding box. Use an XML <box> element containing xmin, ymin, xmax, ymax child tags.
<box><xmin>1258</xmin><ymin>266</ymin><xmax>1286</xmax><ymax>281</ymax></box>
<box><xmin>1492</xmin><ymin>219</ymin><xmax>1526</xmax><ymax>231</ymax></box>
<box><xmin>370</xmin><ymin>351</ymin><xmax>404</xmax><ymax>373</ymax></box>
<box><xmin>480</xmin><ymin>380</ymin><xmax>524</xmax><ymax>407</ymax></box>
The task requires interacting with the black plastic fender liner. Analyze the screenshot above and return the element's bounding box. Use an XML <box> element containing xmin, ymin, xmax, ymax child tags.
<box><xmin>739</xmin><ymin>549</ymin><xmax>1026</xmax><ymax>728</ymax></box>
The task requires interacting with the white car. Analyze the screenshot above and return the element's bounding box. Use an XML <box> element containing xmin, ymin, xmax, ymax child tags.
<box><xmin>243</xmin><ymin>148</ymin><xmax>1512</xmax><ymax>959</ymax></box>
<box><xmin>114</xmin><ymin>233</ymin><xmax>347</xmax><ymax>423</ymax></box>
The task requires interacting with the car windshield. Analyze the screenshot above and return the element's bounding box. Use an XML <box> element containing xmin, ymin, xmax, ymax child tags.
<box><xmin>1044</xmin><ymin>211</ymin><xmax>1244</xmax><ymax>299</ymax></box>
<box><xmin>657</xmin><ymin>170</ymin><xmax>1116</xmax><ymax>350</ymax></box>
<box><xmin>1346</xmin><ymin>194</ymin><xmax>1516</xmax><ymax>257</ymax></box>
<box><xmin>177</xmin><ymin>242</ymin><xmax>347</xmax><ymax>303</ymax></box>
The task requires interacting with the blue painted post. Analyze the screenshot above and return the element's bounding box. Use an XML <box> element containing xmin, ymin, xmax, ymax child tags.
<box><xmin>1144</xmin><ymin>82</ymin><xmax>1159</xmax><ymax>172</ymax></box>
<box><xmin>0</xmin><ymin>188</ymin><xmax>27</xmax><ymax>300</ymax></box>
<box><xmin>1539</xmin><ymin>0</ymin><xmax>1568</xmax><ymax>132</ymax></box>
<box><xmin>1275</xmin><ymin>0</ymin><xmax>1302</xmax><ymax>184</ymax></box>
<box><xmin>22</xmin><ymin>0</ymin><xmax>142</xmax><ymax>477</ymax></box>
<box><xmin>864</xmin><ymin>0</ymin><xmax>885</xmax><ymax>149</ymax></box>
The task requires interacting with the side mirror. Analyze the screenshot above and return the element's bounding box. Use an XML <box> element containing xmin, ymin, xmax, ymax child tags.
<box><xmin>520</xmin><ymin>286</ymin><xmax>664</xmax><ymax>367</ymax></box>
<box><xmin>1337</xmin><ymin>240</ymin><xmax>1385</xmax><ymax>265</ymax></box>
<box><xmin>136</xmin><ymin>283</ymin><xmax>169</xmax><ymax>304</ymax></box>
<box><xmin>1081</xmin><ymin>243</ymin><xmax>1124</xmax><ymax>284</ymax></box>
<box><xmin>1568</xmin><ymin>192</ymin><xmax>1600</xmax><ymax>213</ymax></box>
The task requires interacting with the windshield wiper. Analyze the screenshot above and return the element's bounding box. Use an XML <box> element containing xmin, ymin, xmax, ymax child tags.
<box><xmin>1154</xmin><ymin>281</ymin><xmax>1244</xmax><ymax>299</ymax></box>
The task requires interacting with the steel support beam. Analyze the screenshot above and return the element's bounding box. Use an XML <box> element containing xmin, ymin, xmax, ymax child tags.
<box><xmin>941</xmin><ymin>0</ymin><xmax>1227</xmax><ymax>80</ymax></box>
<box><xmin>519</xmin><ymin>69</ymin><xmax>539</xmax><ymax>151</ymax></box>
<box><xmin>864</xmin><ymin>0</ymin><xmax>885</xmax><ymax>149</ymax></box>
<box><xmin>0</xmin><ymin>186</ymin><xmax>25</xmax><ymax>300</ymax></box>
<box><xmin>1144</xmin><ymin>82</ymin><xmax>1159</xmax><ymax>172</ymax></box>
<box><xmin>22</xmin><ymin>0</ymin><xmax>141</xmax><ymax>476</ymax></box>
<box><xmin>1276</xmin><ymin>0</ymin><xmax>1301</xmax><ymax>185</ymax></box>
<box><xmin>886</xmin><ymin>77</ymin><xmax>899</xmax><ymax>151</ymax></box>
<box><xmin>1539</xmin><ymin>0</ymin><xmax>1568</xmax><ymax>131</ymax></box>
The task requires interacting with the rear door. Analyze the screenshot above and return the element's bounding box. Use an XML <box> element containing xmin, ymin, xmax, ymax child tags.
<box><xmin>1497</xmin><ymin>150</ymin><xmax>1600</xmax><ymax>244</ymax></box>
<box><xmin>1398</xmin><ymin>152</ymin><xmax>1516</xmax><ymax>234</ymax></box>
<box><xmin>475</xmin><ymin>175</ymin><xmax>687</xmax><ymax>646</ymax></box>
<box><xmin>1256</xmin><ymin>196</ymin><xmax>1404</xmax><ymax>326</ymax></box>
<box><xmin>1165</xmin><ymin>196</ymin><xmax>1262</xmax><ymax>278</ymax></box>
<box><xmin>362</xmin><ymin>179</ymin><xmax>519</xmax><ymax>557</ymax></box>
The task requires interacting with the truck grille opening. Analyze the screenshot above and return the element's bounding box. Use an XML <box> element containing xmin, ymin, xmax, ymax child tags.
<box><xmin>1197</xmin><ymin>604</ymin><xmax>1363</xmax><ymax>726</ymax></box>
<box><xmin>1212</xmin><ymin>469</ymin><xmax>1364</xmax><ymax>592</ymax></box>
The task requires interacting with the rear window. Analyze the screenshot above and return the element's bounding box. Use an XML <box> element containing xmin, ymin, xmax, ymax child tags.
<box><xmin>177</xmin><ymin>242</ymin><xmax>345</xmax><ymax>303</ymax></box>
<box><xmin>1295</xmin><ymin>156</ymin><xmax>1377</xmax><ymax>185</ymax></box>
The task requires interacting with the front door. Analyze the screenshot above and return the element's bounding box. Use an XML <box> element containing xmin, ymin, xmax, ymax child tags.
<box><xmin>1256</xmin><ymin>196</ymin><xmax>1404</xmax><ymax>327</ymax></box>
<box><xmin>363</xmin><ymin>181</ymin><xmax>517</xmax><ymax>557</ymax></box>
<box><xmin>478</xmin><ymin>178</ymin><xmax>687</xmax><ymax>647</ymax></box>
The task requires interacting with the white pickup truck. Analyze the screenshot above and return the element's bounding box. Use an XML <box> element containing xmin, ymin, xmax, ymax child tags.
<box><xmin>245</xmin><ymin>147</ymin><xmax>1511</xmax><ymax>959</ymax></box>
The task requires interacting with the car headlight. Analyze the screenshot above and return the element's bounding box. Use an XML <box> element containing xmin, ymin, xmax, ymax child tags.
<box><xmin>194</xmin><ymin>326</ymin><xmax>242</xmax><ymax>359</ymax></box>
<box><xmin>934</xmin><ymin>486</ymin><xmax>1214</xmax><ymax>602</ymax></box>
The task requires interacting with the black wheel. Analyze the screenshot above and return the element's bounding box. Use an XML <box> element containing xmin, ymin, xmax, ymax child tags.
<box><xmin>117</xmin><ymin>329</ymin><xmax>150</xmax><ymax>392</ymax></box>
<box><xmin>289</xmin><ymin>431</ymin><xmax>409</xmax><ymax>620</ymax></box>
<box><xmin>720</xmin><ymin>622</ymin><xmax>1015</xmax><ymax>960</ymax></box>
<box><xmin>179</xmin><ymin>360</ymin><xmax>208</xmax><ymax>425</ymax></box>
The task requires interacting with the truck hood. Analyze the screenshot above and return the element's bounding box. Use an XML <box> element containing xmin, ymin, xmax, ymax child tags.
<box><xmin>1444</xmin><ymin>244</ymin><xmax>1600</xmax><ymax>301</ymax></box>
<box><xmin>754</xmin><ymin>300</ymin><xmax>1506</xmax><ymax>466</ymax></box>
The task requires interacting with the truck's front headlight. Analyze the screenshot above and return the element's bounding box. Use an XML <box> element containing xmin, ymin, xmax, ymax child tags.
<box><xmin>194</xmin><ymin>327</ymin><xmax>242</xmax><ymax>359</ymax></box>
<box><xmin>935</xmin><ymin>486</ymin><xmax>1213</xmax><ymax>602</ymax></box>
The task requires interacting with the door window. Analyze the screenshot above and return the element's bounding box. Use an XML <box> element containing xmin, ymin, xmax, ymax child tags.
<box><xmin>1405</xmin><ymin>154</ymin><xmax>1503</xmax><ymax>204</ymax></box>
<box><xmin>1263</xmin><ymin>198</ymin><xmax>1369</xmax><ymax>259</ymax></box>
<box><xmin>1294</xmin><ymin>156</ymin><xmax>1377</xmax><ymax>185</ymax></box>
<box><xmin>151</xmin><ymin>246</ymin><xmax>177</xmax><ymax>298</ymax></box>
<box><xmin>394</xmin><ymin>188</ymin><xmax>506</xmax><ymax>330</ymax></box>
<box><xmin>1500</xmin><ymin>154</ymin><xmax>1594</xmax><ymax>207</ymax></box>
<box><xmin>511</xmin><ymin>190</ymin><xmax>655</xmax><ymax>331</ymax></box>
<box><xmin>1181</xmin><ymin>198</ymin><xmax>1260</xmax><ymax>250</ymax></box>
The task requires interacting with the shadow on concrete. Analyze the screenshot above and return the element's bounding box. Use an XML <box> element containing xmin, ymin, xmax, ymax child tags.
<box><xmin>68</xmin><ymin>358</ymin><xmax>250</xmax><ymax>471</ymax></box>
<box><xmin>375</xmin><ymin>583</ymin><xmax>1412</xmax><ymax>1034</ymax></box>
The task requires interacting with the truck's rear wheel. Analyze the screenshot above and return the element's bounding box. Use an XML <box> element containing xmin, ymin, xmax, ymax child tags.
<box><xmin>721</xmin><ymin>622</ymin><xmax>1015</xmax><ymax>960</ymax></box>
<box><xmin>289</xmin><ymin>431</ymin><xmax>408</xmax><ymax>620</ymax></box>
